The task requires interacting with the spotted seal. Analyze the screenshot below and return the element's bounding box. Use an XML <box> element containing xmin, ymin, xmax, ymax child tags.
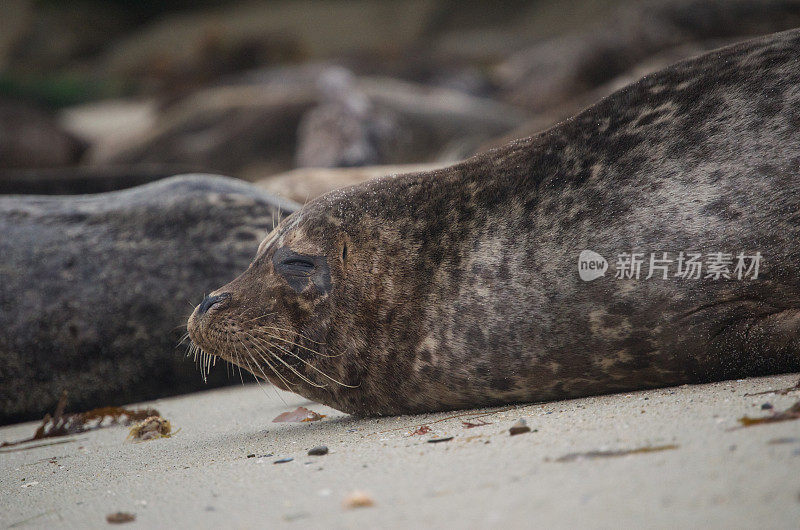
<box><xmin>0</xmin><ymin>175</ymin><xmax>297</xmax><ymax>424</ymax></box>
<box><xmin>188</xmin><ymin>30</ymin><xmax>800</xmax><ymax>415</ymax></box>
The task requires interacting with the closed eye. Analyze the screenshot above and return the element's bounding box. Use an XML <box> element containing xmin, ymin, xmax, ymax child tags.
<box><xmin>281</xmin><ymin>258</ymin><xmax>315</xmax><ymax>274</ymax></box>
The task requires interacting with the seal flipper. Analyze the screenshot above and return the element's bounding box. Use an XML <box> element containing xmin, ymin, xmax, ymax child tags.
<box><xmin>701</xmin><ymin>308</ymin><xmax>800</xmax><ymax>380</ymax></box>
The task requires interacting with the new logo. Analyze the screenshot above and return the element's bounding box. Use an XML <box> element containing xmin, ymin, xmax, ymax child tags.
<box><xmin>578</xmin><ymin>250</ymin><xmax>608</xmax><ymax>281</ymax></box>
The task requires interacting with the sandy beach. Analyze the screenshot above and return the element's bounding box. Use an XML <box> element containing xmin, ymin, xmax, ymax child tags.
<box><xmin>2</xmin><ymin>373</ymin><xmax>798</xmax><ymax>529</ymax></box>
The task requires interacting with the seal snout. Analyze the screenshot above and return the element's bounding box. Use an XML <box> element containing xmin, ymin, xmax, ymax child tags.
<box><xmin>197</xmin><ymin>292</ymin><xmax>231</xmax><ymax>315</ymax></box>
<box><xmin>187</xmin><ymin>291</ymin><xmax>232</xmax><ymax>352</ymax></box>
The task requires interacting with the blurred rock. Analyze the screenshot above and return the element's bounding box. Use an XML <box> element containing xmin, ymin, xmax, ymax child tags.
<box><xmin>430</xmin><ymin>0</ymin><xmax>625</xmax><ymax>64</ymax></box>
<box><xmin>0</xmin><ymin>0</ymin><xmax>33</xmax><ymax>71</ymax></box>
<box><xmin>496</xmin><ymin>0</ymin><xmax>800</xmax><ymax>111</ymax></box>
<box><xmin>480</xmin><ymin>39</ymin><xmax>733</xmax><ymax>151</ymax></box>
<box><xmin>97</xmin><ymin>0</ymin><xmax>441</xmax><ymax>93</ymax></box>
<box><xmin>0</xmin><ymin>98</ymin><xmax>86</xmax><ymax>169</ymax></box>
<box><xmin>93</xmin><ymin>72</ymin><xmax>525</xmax><ymax>175</ymax></box>
<box><xmin>297</xmin><ymin>102</ymin><xmax>406</xmax><ymax>168</ymax></box>
<box><xmin>3</xmin><ymin>2</ymin><xmax>132</xmax><ymax>74</ymax></box>
<box><xmin>295</xmin><ymin>69</ymin><xmax>410</xmax><ymax>168</ymax></box>
<box><xmin>59</xmin><ymin>99</ymin><xmax>158</xmax><ymax>162</ymax></box>
<box><xmin>90</xmin><ymin>85</ymin><xmax>318</xmax><ymax>175</ymax></box>
<box><xmin>255</xmin><ymin>163</ymin><xmax>444</xmax><ymax>204</ymax></box>
<box><xmin>355</xmin><ymin>77</ymin><xmax>526</xmax><ymax>163</ymax></box>
<box><xmin>0</xmin><ymin>175</ymin><xmax>298</xmax><ymax>424</ymax></box>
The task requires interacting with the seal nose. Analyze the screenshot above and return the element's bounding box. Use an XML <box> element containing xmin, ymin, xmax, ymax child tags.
<box><xmin>197</xmin><ymin>293</ymin><xmax>230</xmax><ymax>315</ymax></box>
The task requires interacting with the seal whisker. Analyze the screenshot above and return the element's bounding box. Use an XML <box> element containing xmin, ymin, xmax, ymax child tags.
<box><xmin>238</xmin><ymin>312</ymin><xmax>278</xmax><ymax>326</ymax></box>
<box><xmin>261</xmin><ymin>326</ymin><xmax>326</xmax><ymax>346</ymax></box>
<box><xmin>255</xmin><ymin>329</ymin><xmax>342</xmax><ymax>359</ymax></box>
<box><xmin>239</xmin><ymin>347</ymin><xmax>289</xmax><ymax>406</ymax></box>
<box><xmin>256</xmin><ymin>335</ymin><xmax>358</xmax><ymax>388</ymax></box>
<box><xmin>175</xmin><ymin>332</ymin><xmax>191</xmax><ymax>349</ymax></box>
<box><xmin>240</xmin><ymin>336</ymin><xmax>297</xmax><ymax>390</ymax></box>
<box><xmin>246</xmin><ymin>336</ymin><xmax>315</xmax><ymax>389</ymax></box>
<box><xmin>226</xmin><ymin>334</ymin><xmax>247</xmax><ymax>386</ymax></box>
<box><xmin>239</xmin><ymin>314</ymin><xmax>326</xmax><ymax>345</ymax></box>
<box><xmin>243</xmin><ymin>331</ymin><xmax>325</xmax><ymax>388</ymax></box>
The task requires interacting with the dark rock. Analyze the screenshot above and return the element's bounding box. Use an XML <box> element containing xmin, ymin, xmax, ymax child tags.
<box><xmin>496</xmin><ymin>0</ymin><xmax>800</xmax><ymax>111</ymax></box>
<box><xmin>480</xmin><ymin>39</ymin><xmax>735</xmax><ymax>152</ymax></box>
<box><xmin>762</xmin><ymin>403</ymin><xmax>774</xmax><ymax>410</ymax></box>
<box><xmin>427</xmin><ymin>436</ymin><xmax>454</xmax><ymax>443</ymax></box>
<box><xmin>95</xmin><ymin>69</ymin><xmax>524</xmax><ymax>176</ymax></box>
<box><xmin>0</xmin><ymin>98</ymin><xmax>86</xmax><ymax>169</ymax></box>
<box><xmin>96</xmin><ymin>1</ymin><xmax>439</xmax><ymax>91</ymax></box>
<box><xmin>308</xmin><ymin>446</ymin><xmax>329</xmax><ymax>456</ymax></box>
<box><xmin>0</xmin><ymin>175</ymin><xmax>298</xmax><ymax>425</ymax></box>
<box><xmin>356</xmin><ymin>77</ymin><xmax>525</xmax><ymax>164</ymax></box>
<box><xmin>92</xmin><ymin>86</ymin><xmax>318</xmax><ymax>175</ymax></box>
<box><xmin>296</xmin><ymin>70</ymin><xmax>526</xmax><ymax>168</ymax></box>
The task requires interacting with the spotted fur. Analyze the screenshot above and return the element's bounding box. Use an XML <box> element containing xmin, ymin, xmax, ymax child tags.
<box><xmin>189</xmin><ymin>29</ymin><xmax>800</xmax><ymax>415</ymax></box>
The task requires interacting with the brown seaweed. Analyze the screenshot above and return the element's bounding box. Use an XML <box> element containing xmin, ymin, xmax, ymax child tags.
<box><xmin>0</xmin><ymin>391</ymin><xmax>160</xmax><ymax>449</ymax></box>
<box><xmin>738</xmin><ymin>401</ymin><xmax>800</xmax><ymax>427</ymax></box>
<box><xmin>744</xmin><ymin>378</ymin><xmax>800</xmax><ymax>397</ymax></box>
<box><xmin>555</xmin><ymin>444</ymin><xmax>679</xmax><ymax>462</ymax></box>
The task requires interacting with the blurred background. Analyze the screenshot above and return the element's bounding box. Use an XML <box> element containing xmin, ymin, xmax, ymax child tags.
<box><xmin>4</xmin><ymin>0</ymin><xmax>800</xmax><ymax>201</ymax></box>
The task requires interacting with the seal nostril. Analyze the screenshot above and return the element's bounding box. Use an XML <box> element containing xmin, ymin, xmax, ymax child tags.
<box><xmin>197</xmin><ymin>293</ymin><xmax>231</xmax><ymax>315</ymax></box>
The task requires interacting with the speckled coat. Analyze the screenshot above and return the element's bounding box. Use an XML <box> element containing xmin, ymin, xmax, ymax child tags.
<box><xmin>190</xmin><ymin>29</ymin><xmax>800</xmax><ymax>415</ymax></box>
<box><xmin>1</xmin><ymin>176</ymin><xmax>296</xmax><ymax>424</ymax></box>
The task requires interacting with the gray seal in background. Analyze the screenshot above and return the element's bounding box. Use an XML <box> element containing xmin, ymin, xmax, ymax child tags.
<box><xmin>0</xmin><ymin>175</ymin><xmax>298</xmax><ymax>424</ymax></box>
<box><xmin>189</xmin><ymin>29</ymin><xmax>800</xmax><ymax>416</ymax></box>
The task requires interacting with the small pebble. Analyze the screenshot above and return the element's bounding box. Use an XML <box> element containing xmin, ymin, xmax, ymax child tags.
<box><xmin>246</xmin><ymin>454</ymin><xmax>256</xmax><ymax>458</ymax></box>
<box><xmin>308</xmin><ymin>446</ymin><xmax>329</xmax><ymax>456</ymax></box>
<box><xmin>106</xmin><ymin>512</ymin><xmax>135</xmax><ymax>524</ymax></box>
<box><xmin>509</xmin><ymin>419</ymin><xmax>531</xmax><ymax>436</ymax></box>
<box><xmin>343</xmin><ymin>490</ymin><xmax>374</xmax><ymax>509</ymax></box>
<box><xmin>427</xmin><ymin>436</ymin><xmax>453</xmax><ymax>443</ymax></box>
<box><xmin>274</xmin><ymin>457</ymin><xmax>293</xmax><ymax>464</ymax></box>
<box><xmin>761</xmin><ymin>402</ymin><xmax>774</xmax><ymax>410</ymax></box>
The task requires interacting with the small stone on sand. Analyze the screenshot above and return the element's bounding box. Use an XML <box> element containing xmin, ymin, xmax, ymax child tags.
<box><xmin>343</xmin><ymin>490</ymin><xmax>374</xmax><ymax>509</ymax></box>
<box><xmin>106</xmin><ymin>512</ymin><xmax>135</xmax><ymax>524</ymax></box>
<box><xmin>509</xmin><ymin>419</ymin><xmax>531</xmax><ymax>436</ymax></box>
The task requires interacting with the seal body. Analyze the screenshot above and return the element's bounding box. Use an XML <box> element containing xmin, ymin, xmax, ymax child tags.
<box><xmin>0</xmin><ymin>175</ymin><xmax>297</xmax><ymax>424</ymax></box>
<box><xmin>188</xmin><ymin>30</ymin><xmax>800</xmax><ymax>415</ymax></box>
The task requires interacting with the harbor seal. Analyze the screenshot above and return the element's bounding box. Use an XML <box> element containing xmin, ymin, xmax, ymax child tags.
<box><xmin>188</xmin><ymin>29</ymin><xmax>800</xmax><ymax>415</ymax></box>
<box><xmin>0</xmin><ymin>175</ymin><xmax>297</xmax><ymax>424</ymax></box>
